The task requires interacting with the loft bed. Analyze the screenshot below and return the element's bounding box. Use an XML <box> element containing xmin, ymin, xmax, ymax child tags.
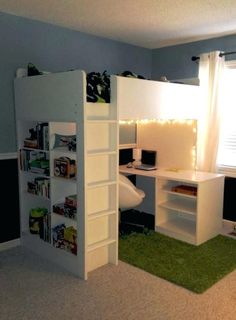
<box><xmin>15</xmin><ymin>66</ymin><xmax>199</xmax><ymax>120</ymax></box>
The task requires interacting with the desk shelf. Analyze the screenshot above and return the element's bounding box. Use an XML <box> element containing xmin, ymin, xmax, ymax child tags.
<box><xmin>156</xmin><ymin>217</ymin><xmax>196</xmax><ymax>244</ymax></box>
<box><xmin>156</xmin><ymin>175</ymin><xmax>224</xmax><ymax>245</ymax></box>
<box><xmin>159</xmin><ymin>199</ymin><xmax>196</xmax><ymax>216</ymax></box>
<box><xmin>162</xmin><ymin>188</ymin><xmax>196</xmax><ymax>199</ymax></box>
<box><xmin>119</xmin><ymin>166</ymin><xmax>224</xmax><ymax>245</ymax></box>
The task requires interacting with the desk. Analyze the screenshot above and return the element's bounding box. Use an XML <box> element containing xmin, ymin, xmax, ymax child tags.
<box><xmin>119</xmin><ymin>165</ymin><xmax>225</xmax><ymax>245</ymax></box>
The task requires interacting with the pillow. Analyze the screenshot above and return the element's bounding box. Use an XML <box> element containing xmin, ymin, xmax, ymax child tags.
<box><xmin>54</xmin><ymin>134</ymin><xmax>76</xmax><ymax>151</ymax></box>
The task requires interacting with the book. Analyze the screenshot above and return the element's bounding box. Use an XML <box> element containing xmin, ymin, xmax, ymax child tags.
<box><xmin>53</xmin><ymin>203</ymin><xmax>76</xmax><ymax>220</ymax></box>
<box><xmin>65</xmin><ymin>194</ymin><xmax>77</xmax><ymax>208</ymax></box>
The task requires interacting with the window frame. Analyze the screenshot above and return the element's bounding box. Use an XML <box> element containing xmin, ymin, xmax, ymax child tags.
<box><xmin>216</xmin><ymin>59</ymin><xmax>236</xmax><ymax>177</ymax></box>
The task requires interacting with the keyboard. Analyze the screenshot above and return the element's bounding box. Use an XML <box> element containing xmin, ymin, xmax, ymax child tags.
<box><xmin>135</xmin><ymin>164</ymin><xmax>157</xmax><ymax>171</ymax></box>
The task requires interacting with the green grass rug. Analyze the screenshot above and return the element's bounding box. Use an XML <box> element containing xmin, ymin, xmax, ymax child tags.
<box><xmin>119</xmin><ymin>232</ymin><xmax>236</xmax><ymax>293</ymax></box>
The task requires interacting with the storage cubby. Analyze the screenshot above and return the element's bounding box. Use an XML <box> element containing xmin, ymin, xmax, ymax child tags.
<box><xmin>19</xmin><ymin>184</ymin><xmax>51</xmax><ymax>234</ymax></box>
<box><xmin>17</xmin><ymin>121</ymin><xmax>49</xmax><ymax>151</ymax></box>
<box><xmin>20</xmin><ymin>148</ymin><xmax>49</xmax><ymax>175</ymax></box>
<box><xmin>156</xmin><ymin>172</ymin><xmax>225</xmax><ymax>245</ymax></box>
<box><xmin>14</xmin><ymin>70</ymin><xmax>118</xmax><ymax>279</ymax></box>
<box><xmin>20</xmin><ymin>172</ymin><xmax>50</xmax><ymax>199</ymax></box>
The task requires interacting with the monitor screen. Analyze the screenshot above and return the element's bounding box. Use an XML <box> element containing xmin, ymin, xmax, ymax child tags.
<box><xmin>141</xmin><ymin>150</ymin><xmax>157</xmax><ymax>166</ymax></box>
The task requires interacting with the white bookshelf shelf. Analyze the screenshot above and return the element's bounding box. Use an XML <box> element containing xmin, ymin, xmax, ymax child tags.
<box><xmin>21</xmin><ymin>170</ymin><xmax>49</xmax><ymax>178</ymax></box>
<box><xmin>22</xmin><ymin>147</ymin><xmax>49</xmax><ymax>153</ymax></box>
<box><xmin>51</xmin><ymin>148</ymin><xmax>76</xmax><ymax>154</ymax></box>
<box><xmin>52</xmin><ymin>211</ymin><xmax>76</xmax><ymax>222</ymax></box>
<box><xmin>51</xmin><ymin>176</ymin><xmax>77</xmax><ymax>183</ymax></box>
<box><xmin>23</xmin><ymin>191</ymin><xmax>50</xmax><ymax>201</ymax></box>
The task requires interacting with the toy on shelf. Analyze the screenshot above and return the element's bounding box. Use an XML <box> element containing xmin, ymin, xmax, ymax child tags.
<box><xmin>53</xmin><ymin>203</ymin><xmax>76</xmax><ymax>220</ymax></box>
<box><xmin>54</xmin><ymin>157</ymin><xmax>76</xmax><ymax>179</ymax></box>
<box><xmin>53</xmin><ymin>194</ymin><xmax>77</xmax><ymax>220</ymax></box>
<box><xmin>64</xmin><ymin>226</ymin><xmax>77</xmax><ymax>255</ymax></box>
<box><xmin>53</xmin><ymin>134</ymin><xmax>76</xmax><ymax>152</ymax></box>
<box><xmin>52</xmin><ymin>224</ymin><xmax>77</xmax><ymax>255</ymax></box>
<box><xmin>65</xmin><ymin>194</ymin><xmax>77</xmax><ymax>208</ymax></box>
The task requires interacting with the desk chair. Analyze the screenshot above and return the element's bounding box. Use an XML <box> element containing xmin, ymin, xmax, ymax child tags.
<box><xmin>119</xmin><ymin>173</ymin><xmax>145</xmax><ymax>210</ymax></box>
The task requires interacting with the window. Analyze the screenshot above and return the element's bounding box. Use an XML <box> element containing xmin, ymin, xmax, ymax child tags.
<box><xmin>217</xmin><ymin>61</ymin><xmax>236</xmax><ymax>175</ymax></box>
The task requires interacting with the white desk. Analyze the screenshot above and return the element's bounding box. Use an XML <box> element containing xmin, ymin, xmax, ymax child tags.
<box><xmin>119</xmin><ymin>165</ymin><xmax>225</xmax><ymax>245</ymax></box>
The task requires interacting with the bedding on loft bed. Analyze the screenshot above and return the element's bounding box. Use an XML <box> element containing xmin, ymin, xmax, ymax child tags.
<box><xmin>86</xmin><ymin>70</ymin><xmax>145</xmax><ymax>103</ymax></box>
<box><xmin>24</xmin><ymin>63</ymin><xmax>146</xmax><ymax>103</ymax></box>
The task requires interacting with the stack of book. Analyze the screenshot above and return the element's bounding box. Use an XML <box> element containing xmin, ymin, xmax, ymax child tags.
<box><xmin>29</xmin><ymin>207</ymin><xmax>51</xmax><ymax>243</ymax></box>
<box><xmin>24</xmin><ymin>122</ymin><xmax>49</xmax><ymax>150</ymax></box>
<box><xmin>171</xmin><ymin>185</ymin><xmax>197</xmax><ymax>196</ymax></box>
<box><xmin>20</xmin><ymin>149</ymin><xmax>49</xmax><ymax>175</ymax></box>
<box><xmin>27</xmin><ymin>177</ymin><xmax>50</xmax><ymax>198</ymax></box>
<box><xmin>53</xmin><ymin>194</ymin><xmax>77</xmax><ymax>220</ymax></box>
<box><xmin>39</xmin><ymin>213</ymin><xmax>51</xmax><ymax>243</ymax></box>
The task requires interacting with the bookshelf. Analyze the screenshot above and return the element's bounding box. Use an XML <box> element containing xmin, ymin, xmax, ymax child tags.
<box><xmin>14</xmin><ymin>70</ymin><xmax>118</xmax><ymax>279</ymax></box>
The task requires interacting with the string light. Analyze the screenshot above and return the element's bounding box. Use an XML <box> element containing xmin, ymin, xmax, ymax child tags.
<box><xmin>119</xmin><ymin>120</ymin><xmax>136</xmax><ymax>125</ymax></box>
<box><xmin>192</xmin><ymin>145</ymin><xmax>197</xmax><ymax>170</ymax></box>
<box><xmin>119</xmin><ymin>119</ymin><xmax>195</xmax><ymax>126</ymax></box>
<box><xmin>119</xmin><ymin>118</ymin><xmax>198</xmax><ymax>170</ymax></box>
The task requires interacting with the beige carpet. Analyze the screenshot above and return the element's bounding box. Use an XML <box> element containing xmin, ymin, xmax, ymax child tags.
<box><xmin>0</xmin><ymin>246</ymin><xmax>236</xmax><ymax>320</ymax></box>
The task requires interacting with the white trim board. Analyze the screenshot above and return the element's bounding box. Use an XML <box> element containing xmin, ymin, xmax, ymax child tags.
<box><xmin>0</xmin><ymin>238</ymin><xmax>20</xmax><ymax>252</ymax></box>
<box><xmin>0</xmin><ymin>152</ymin><xmax>17</xmax><ymax>160</ymax></box>
<box><xmin>223</xmin><ymin>219</ymin><xmax>236</xmax><ymax>228</ymax></box>
<box><xmin>221</xmin><ymin>219</ymin><xmax>236</xmax><ymax>240</ymax></box>
<box><xmin>119</xmin><ymin>144</ymin><xmax>136</xmax><ymax>150</ymax></box>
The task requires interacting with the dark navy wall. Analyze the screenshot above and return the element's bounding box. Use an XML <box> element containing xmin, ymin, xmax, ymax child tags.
<box><xmin>0</xmin><ymin>159</ymin><xmax>20</xmax><ymax>243</ymax></box>
<box><xmin>0</xmin><ymin>12</ymin><xmax>151</xmax><ymax>153</ymax></box>
<box><xmin>152</xmin><ymin>34</ymin><xmax>236</xmax><ymax>81</ymax></box>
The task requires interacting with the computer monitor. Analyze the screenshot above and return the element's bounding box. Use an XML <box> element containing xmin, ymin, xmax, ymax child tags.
<box><xmin>141</xmin><ymin>150</ymin><xmax>157</xmax><ymax>166</ymax></box>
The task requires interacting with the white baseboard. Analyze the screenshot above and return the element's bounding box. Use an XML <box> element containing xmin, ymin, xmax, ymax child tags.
<box><xmin>221</xmin><ymin>219</ymin><xmax>236</xmax><ymax>239</ymax></box>
<box><xmin>0</xmin><ymin>152</ymin><xmax>17</xmax><ymax>160</ymax></box>
<box><xmin>0</xmin><ymin>238</ymin><xmax>20</xmax><ymax>252</ymax></box>
<box><xmin>223</xmin><ymin>219</ymin><xmax>236</xmax><ymax>228</ymax></box>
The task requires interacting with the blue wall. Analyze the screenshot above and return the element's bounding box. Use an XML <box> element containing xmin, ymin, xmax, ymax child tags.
<box><xmin>3</xmin><ymin>10</ymin><xmax>236</xmax><ymax>153</ymax></box>
<box><xmin>152</xmin><ymin>34</ymin><xmax>236</xmax><ymax>81</ymax></box>
<box><xmin>0</xmin><ymin>12</ymin><xmax>151</xmax><ymax>153</ymax></box>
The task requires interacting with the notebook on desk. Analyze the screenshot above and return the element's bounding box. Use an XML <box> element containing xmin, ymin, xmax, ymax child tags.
<box><xmin>134</xmin><ymin>150</ymin><xmax>157</xmax><ymax>171</ymax></box>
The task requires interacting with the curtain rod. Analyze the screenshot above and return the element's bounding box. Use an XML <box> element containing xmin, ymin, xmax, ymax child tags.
<box><xmin>191</xmin><ymin>51</ymin><xmax>236</xmax><ymax>62</ymax></box>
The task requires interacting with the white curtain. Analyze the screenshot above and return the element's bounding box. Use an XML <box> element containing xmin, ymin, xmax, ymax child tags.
<box><xmin>197</xmin><ymin>51</ymin><xmax>225</xmax><ymax>172</ymax></box>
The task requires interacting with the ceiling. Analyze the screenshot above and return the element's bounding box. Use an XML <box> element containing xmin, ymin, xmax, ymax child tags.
<box><xmin>1</xmin><ymin>0</ymin><xmax>236</xmax><ymax>49</ymax></box>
